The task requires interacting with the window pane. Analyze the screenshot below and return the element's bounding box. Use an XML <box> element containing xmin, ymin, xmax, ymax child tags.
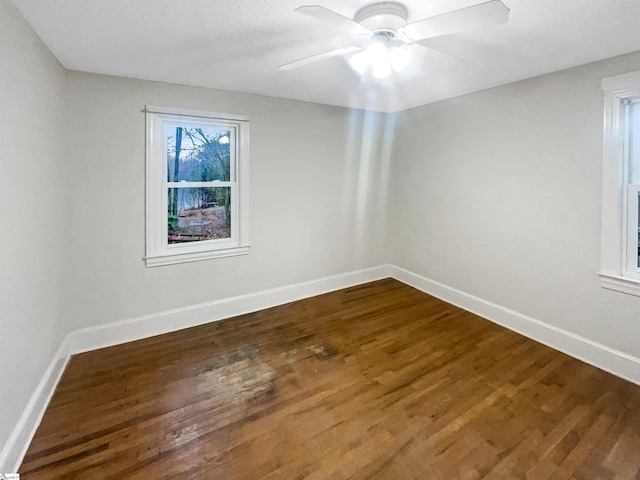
<box><xmin>167</xmin><ymin>126</ymin><xmax>231</xmax><ymax>182</ymax></box>
<box><xmin>630</xmin><ymin>102</ymin><xmax>640</xmax><ymax>184</ymax></box>
<box><xmin>637</xmin><ymin>191</ymin><xmax>640</xmax><ymax>268</ymax></box>
<box><xmin>168</xmin><ymin>187</ymin><xmax>231</xmax><ymax>244</ymax></box>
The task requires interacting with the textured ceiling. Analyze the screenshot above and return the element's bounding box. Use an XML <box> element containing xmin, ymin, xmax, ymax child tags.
<box><xmin>11</xmin><ymin>0</ymin><xmax>640</xmax><ymax>112</ymax></box>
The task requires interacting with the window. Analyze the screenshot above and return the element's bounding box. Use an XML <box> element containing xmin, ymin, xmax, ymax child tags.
<box><xmin>600</xmin><ymin>72</ymin><xmax>640</xmax><ymax>295</ymax></box>
<box><xmin>145</xmin><ymin>106</ymin><xmax>249</xmax><ymax>267</ymax></box>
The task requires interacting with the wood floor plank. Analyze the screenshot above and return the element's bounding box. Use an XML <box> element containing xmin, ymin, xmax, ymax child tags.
<box><xmin>19</xmin><ymin>279</ymin><xmax>640</xmax><ymax>479</ymax></box>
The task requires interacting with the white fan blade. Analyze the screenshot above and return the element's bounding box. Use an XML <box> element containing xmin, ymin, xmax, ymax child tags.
<box><xmin>296</xmin><ymin>5</ymin><xmax>371</xmax><ymax>36</ymax></box>
<box><xmin>402</xmin><ymin>0</ymin><xmax>509</xmax><ymax>41</ymax></box>
<box><xmin>409</xmin><ymin>44</ymin><xmax>460</xmax><ymax>70</ymax></box>
<box><xmin>280</xmin><ymin>46</ymin><xmax>361</xmax><ymax>71</ymax></box>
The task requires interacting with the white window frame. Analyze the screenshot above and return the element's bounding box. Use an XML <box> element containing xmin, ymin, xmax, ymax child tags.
<box><xmin>144</xmin><ymin>105</ymin><xmax>250</xmax><ymax>267</ymax></box>
<box><xmin>600</xmin><ymin>72</ymin><xmax>640</xmax><ymax>295</ymax></box>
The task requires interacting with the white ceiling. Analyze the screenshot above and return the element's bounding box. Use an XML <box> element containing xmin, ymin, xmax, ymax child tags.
<box><xmin>11</xmin><ymin>0</ymin><xmax>640</xmax><ymax>112</ymax></box>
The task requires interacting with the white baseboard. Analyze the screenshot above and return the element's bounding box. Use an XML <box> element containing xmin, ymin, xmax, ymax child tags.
<box><xmin>0</xmin><ymin>341</ymin><xmax>70</xmax><ymax>473</ymax></box>
<box><xmin>64</xmin><ymin>265</ymin><xmax>392</xmax><ymax>355</ymax></box>
<box><xmin>4</xmin><ymin>262</ymin><xmax>639</xmax><ymax>472</ymax></box>
<box><xmin>389</xmin><ymin>265</ymin><xmax>640</xmax><ymax>386</ymax></box>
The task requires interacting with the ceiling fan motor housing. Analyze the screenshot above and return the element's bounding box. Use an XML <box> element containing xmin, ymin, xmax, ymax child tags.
<box><xmin>355</xmin><ymin>2</ymin><xmax>408</xmax><ymax>34</ymax></box>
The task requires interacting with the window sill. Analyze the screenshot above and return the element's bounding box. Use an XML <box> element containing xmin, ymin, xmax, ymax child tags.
<box><xmin>599</xmin><ymin>273</ymin><xmax>640</xmax><ymax>297</ymax></box>
<box><xmin>145</xmin><ymin>245</ymin><xmax>250</xmax><ymax>267</ymax></box>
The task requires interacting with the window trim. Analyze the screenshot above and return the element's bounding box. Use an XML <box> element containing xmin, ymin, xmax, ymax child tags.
<box><xmin>144</xmin><ymin>105</ymin><xmax>250</xmax><ymax>267</ymax></box>
<box><xmin>599</xmin><ymin>72</ymin><xmax>640</xmax><ymax>295</ymax></box>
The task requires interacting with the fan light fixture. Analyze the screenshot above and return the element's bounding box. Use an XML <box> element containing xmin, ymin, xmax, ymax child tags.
<box><xmin>347</xmin><ymin>4</ymin><xmax>411</xmax><ymax>79</ymax></box>
<box><xmin>349</xmin><ymin>42</ymin><xmax>412</xmax><ymax>78</ymax></box>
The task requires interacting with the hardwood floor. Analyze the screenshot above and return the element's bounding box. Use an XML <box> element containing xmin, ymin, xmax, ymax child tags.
<box><xmin>19</xmin><ymin>279</ymin><xmax>640</xmax><ymax>479</ymax></box>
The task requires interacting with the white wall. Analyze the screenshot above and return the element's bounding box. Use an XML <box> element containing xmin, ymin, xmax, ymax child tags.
<box><xmin>0</xmin><ymin>0</ymin><xmax>67</xmax><ymax>453</ymax></box>
<box><xmin>389</xmin><ymin>52</ymin><xmax>640</xmax><ymax>359</ymax></box>
<box><xmin>62</xmin><ymin>72</ymin><xmax>391</xmax><ymax>331</ymax></box>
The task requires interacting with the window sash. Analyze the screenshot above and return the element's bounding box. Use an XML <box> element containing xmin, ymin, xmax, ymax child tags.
<box><xmin>163</xmin><ymin>122</ymin><xmax>237</xmax><ymax>183</ymax></box>
<box><xmin>160</xmin><ymin>119</ymin><xmax>239</xmax><ymax>250</ymax></box>
<box><xmin>625</xmin><ymin>184</ymin><xmax>640</xmax><ymax>278</ymax></box>
<box><xmin>622</xmin><ymin>98</ymin><xmax>640</xmax><ymax>279</ymax></box>
<box><xmin>166</xmin><ymin>181</ymin><xmax>234</xmax><ymax>188</ymax></box>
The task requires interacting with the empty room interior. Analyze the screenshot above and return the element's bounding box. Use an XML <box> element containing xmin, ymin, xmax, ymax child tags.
<box><xmin>3</xmin><ymin>0</ymin><xmax>640</xmax><ymax>478</ymax></box>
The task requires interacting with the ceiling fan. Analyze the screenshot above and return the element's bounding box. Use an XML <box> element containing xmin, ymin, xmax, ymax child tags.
<box><xmin>280</xmin><ymin>0</ymin><xmax>510</xmax><ymax>78</ymax></box>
